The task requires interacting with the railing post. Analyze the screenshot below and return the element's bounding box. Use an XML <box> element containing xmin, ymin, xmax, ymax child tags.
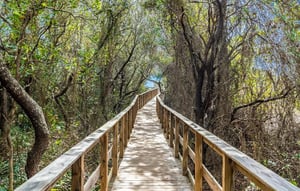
<box><xmin>133</xmin><ymin>104</ymin><xmax>137</xmax><ymax>124</ymax></box>
<box><xmin>158</xmin><ymin>101</ymin><xmax>161</xmax><ymax>122</ymax></box>
<box><xmin>174</xmin><ymin>117</ymin><xmax>179</xmax><ymax>158</ymax></box>
<box><xmin>71</xmin><ymin>156</ymin><xmax>84</xmax><ymax>191</ymax></box>
<box><xmin>143</xmin><ymin>94</ymin><xmax>145</xmax><ymax>106</ymax></box>
<box><xmin>164</xmin><ymin>110</ymin><xmax>167</xmax><ymax>137</ymax></box>
<box><xmin>182</xmin><ymin>124</ymin><xmax>188</xmax><ymax>176</ymax></box>
<box><xmin>222</xmin><ymin>155</ymin><xmax>233</xmax><ymax>191</ymax></box>
<box><xmin>163</xmin><ymin>109</ymin><xmax>167</xmax><ymax>135</ymax></box>
<box><xmin>119</xmin><ymin>120</ymin><xmax>124</xmax><ymax>158</ymax></box>
<box><xmin>112</xmin><ymin>124</ymin><xmax>118</xmax><ymax>176</ymax></box>
<box><xmin>160</xmin><ymin>104</ymin><xmax>163</xmax><ymax>123</ymax></box>
<box><xmin>166</xmin><ymin>110</ymin><xmax>170</xmax><ymax>139</ymax></box>
<box><xmin>100</xmin><ymin>133</ymin><xmax>108</xmax><ymax>191</ymax></box>
<box><xmin>127</xmin><ymin>112</ymin><xmax>130</xmax><ymax>140</ymax></box>
<box><xmin>156</xmin><ymin>98</ymin><xmax>159</xmax><ymax>120</ymax></box>
<box><xmin>159</xmin><ymin>104</ymin><xmax>162</xmax><ymax>123</ymax></box>
<box><xmin>132</xmin><ymin>107</ymin><xmax>135</xmax><ymax>128</ymax></box>
<box><xmin>160</xmin><ymin>104</ymin><xmax>163</xmax><ymax>124</ymax></box>
<box><xmin>129</xmin><ymin>109</ymin><xmax>133</xmax><ymax>135</ymax></box>
<box><xmin>195</xmin><ymin>134</ymin><xmax>203</xmax><ymax>190</ymax></box>
<box><xmin>124</xmin><ymin>115</ymin><xmax>128</xmax><ymax>147</ymax></box>
<box><xmin>169</xmin><ymin>113</ymin><xmax>173</xmax><ymax>147</ymax></box>
<box><xmin>161</xmin><ymin>108</ymin><xmax>164</xmax><ymax>129</ymax></box>
<box><xmin>132</xmin><ymin>105</ymin><xmax>135</xmax><ymax>125</ymax></box>
<box><xmin>140</xmin><ymin>96</ymin><xmax>142</xmax><ymax>108</ymax></box>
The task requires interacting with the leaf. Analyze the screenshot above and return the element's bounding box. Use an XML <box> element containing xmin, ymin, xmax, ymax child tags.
<box><xmin>290</xmin><ymin>179</ymin><xmax>298</xmax><ymax>186</ymax></box>
<box><xmin>13</xmin><ymin>11</ymin><xmax>22</xmax><ymax>17</ymax></box>
<box><xmin>55</xmin><ymin>140</ymin><xmax>62</xmax><ymax>145</ymax></box>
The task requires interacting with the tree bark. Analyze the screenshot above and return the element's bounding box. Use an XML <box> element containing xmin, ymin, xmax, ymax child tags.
<box><xmin>178</xmin><ymin>1</ymin><xmax>229</xmax><ymax>130</ymax></box>
<box><xmin>0</xmin><ymin>86</ymin><xmax>10</xmax><ymax>158</ymax></box>
<box><xmin>0</xmin><ymin>87</ymin><xmax>14</xmax><ymax>190</ymax></box>
<box><xmin>0</xmin><ymin>63</ymin><xmax>49</xmax><ymax>178</ymax></box>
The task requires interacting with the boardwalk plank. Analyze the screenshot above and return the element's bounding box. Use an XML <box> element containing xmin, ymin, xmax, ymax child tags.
<box><xmin>109</xmin><ymin>99</ymin><xmax>192</xmax><ymax>191</ymax></box>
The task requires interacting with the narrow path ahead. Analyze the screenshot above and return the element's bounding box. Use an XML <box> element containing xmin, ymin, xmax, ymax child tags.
<box><xmin>109</xmin><ymin>98</ymin><xmax>192</xmax><ymax>191</ymax></box>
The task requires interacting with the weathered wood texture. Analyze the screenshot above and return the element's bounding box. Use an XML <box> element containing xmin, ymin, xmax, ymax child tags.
<box><xmin>157</xmin><ymin>96</ymin><xmax>300</xmax><ymax>191</ymax></box>
<box><xmin>15</xmin><ymin>89</ymin><xmax>158</xmax><ymax>191</ymax></box>
<box><xmin>109</xmin><ymin>99</ymin><xmax>192</xmax><ymax>191</ymax></box>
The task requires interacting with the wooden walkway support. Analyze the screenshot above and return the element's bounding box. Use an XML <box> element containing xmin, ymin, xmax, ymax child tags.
<box><xmin>157</xmin><ymin>96</ymin><xmax>300</xmax><ymax>191</ymax></box>
<box><xmin>15</xmin><ymin>89</ymin><xmax>158</xmax><ymax>191</ymax></box>
<box><xmin>15</xmin><ymin>88</ymin><xmax>300</xmax><ymax>191</ymax></box>
<box><xmin>109</xmin><ymin>98</ymin><xmax>192</xmax><ymax>191</ymax></box>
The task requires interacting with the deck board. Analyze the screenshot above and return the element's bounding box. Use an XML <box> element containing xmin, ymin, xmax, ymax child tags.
<box><xmin>109</xmin><ymin>98</ymin><xmax>192</xmax><ymax>191</ymax></box>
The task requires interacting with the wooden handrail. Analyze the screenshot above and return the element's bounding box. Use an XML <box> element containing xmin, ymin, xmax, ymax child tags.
<box><xmin>156</xmin><ymin>96</ymin><xmax>300</xmax><ymax>191</ymax></box>
<box><xmin>16</xmin><ymin>88</ymin><xmax>158</xmax><ymax>191</ymax></box>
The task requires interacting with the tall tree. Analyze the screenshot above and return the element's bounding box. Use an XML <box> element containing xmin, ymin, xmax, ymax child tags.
<box><xmin>165</xmin><ymin>0</ymin><xmax>231</xmax><ymax>130</ymax></box>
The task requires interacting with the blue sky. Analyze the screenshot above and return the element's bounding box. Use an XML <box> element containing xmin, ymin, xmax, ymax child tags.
<box><xmin>144</xmin><ymin>75</ymin><xmax>161</xmax><ymax>88</ymax></box>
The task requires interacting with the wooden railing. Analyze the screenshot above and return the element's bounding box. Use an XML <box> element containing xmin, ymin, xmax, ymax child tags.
<box><xmin>16</xmin><ymin>88</ymin><xmax>158</xmax><ymax>191</ymax></box>
<box><xmin>156</xmin><ymin>96</ymin><xmax>300</xmax><ymax>191</ymax></box>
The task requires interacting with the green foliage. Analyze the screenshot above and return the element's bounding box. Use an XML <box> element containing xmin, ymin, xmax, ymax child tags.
<box><xmin>0</xmin><ymin>162</ymin><xmax>9</xmax><ymax>190</ymax></box>
<box><xmin>142</xmin><ymin>0</ymin><xmax>164</xmax><ymax>9</ymax></box>
<box><xmin>0</xmin><ymin>112</ymin><xmax>29</xmax><ymax>190</ymax></box>
<box><xmin>0</xmin><ymin>0</ymin><xmax>161</xmax><ymax>188</ymax></box>
<box><xmin>51</xmin><ymin>171</ymin><xmax>71</xmax><ymax>191</ymax></box>
<box><xmin>290</xmin><ymin>179</ymin><xmax>298</xmax><ymax>186</ymax></box>
<box><xmin>1</xmin><ymin>0</ymin><xmax>297</xmax><ymax>189</ymax></box>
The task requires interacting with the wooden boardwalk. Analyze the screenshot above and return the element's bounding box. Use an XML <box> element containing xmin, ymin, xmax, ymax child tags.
<box><xmin>109</xmin><ymin>98</ymin><xmax>192</xmax><ymax>191</ymax></box>
<box><xmin>16</xmin><ymin>89</ymin><xmax>300</xmax><ymax>191</ymax></box>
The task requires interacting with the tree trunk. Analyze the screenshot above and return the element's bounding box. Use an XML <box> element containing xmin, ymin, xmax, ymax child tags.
<box><xmin>8</xmin><ymin>138</ymin><xmax>13</xmax><ymax>191</ymax></box>
<box><xmin>0</xmin><ymin>63</ymin><xmax>49</xmax><ymax>178</ymax></box>
<box><xmin>0</xmin><ymin>87</ymin><xmax>10</xmax><ymax>159</ymax></box>
<box><xmin>194</xmin><ymin>67</ymin><xmax>205</xmax><ymax>125</ymax></box>
<box><xmin>0</xmin><ymin>87</ymin><xmax>14</xmax><ymax>190</ymax></box>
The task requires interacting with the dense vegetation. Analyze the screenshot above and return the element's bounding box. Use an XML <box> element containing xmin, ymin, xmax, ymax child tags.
<box><xmin>0</xmin><ymin>0</ymin><xmax>159</xmax><ymax>189</ymax></box>
<box><xmin>156</xmin><ymin>0</ymin><xmax>300</xmax><ymax>189</ymax></box>
<box><xmin>0</xmin><ymin>0</ymin><xmax>299</xmax><ymax>190</ymax></box>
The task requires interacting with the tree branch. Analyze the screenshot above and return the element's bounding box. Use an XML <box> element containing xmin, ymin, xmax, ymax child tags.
<box><xmin>113</xmin><ymin>36</ymin><xmax>137</xmax><ymax>81</ymax></box>
<box><xmin>230</xmin><ymin>87</ymin><xmax>295</xmax><ymax>122</ymax></box>
<box><xmin>54</xmin><ymin>73</ymin><xmax>74</xmax><ymax>99</ymax></box>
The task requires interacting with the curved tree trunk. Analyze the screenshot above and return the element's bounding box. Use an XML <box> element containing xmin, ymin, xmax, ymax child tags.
<box><xmin>0</xmin><ymin>63</ymin><xmax>49</xmax><ymax>178</ymax></box>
